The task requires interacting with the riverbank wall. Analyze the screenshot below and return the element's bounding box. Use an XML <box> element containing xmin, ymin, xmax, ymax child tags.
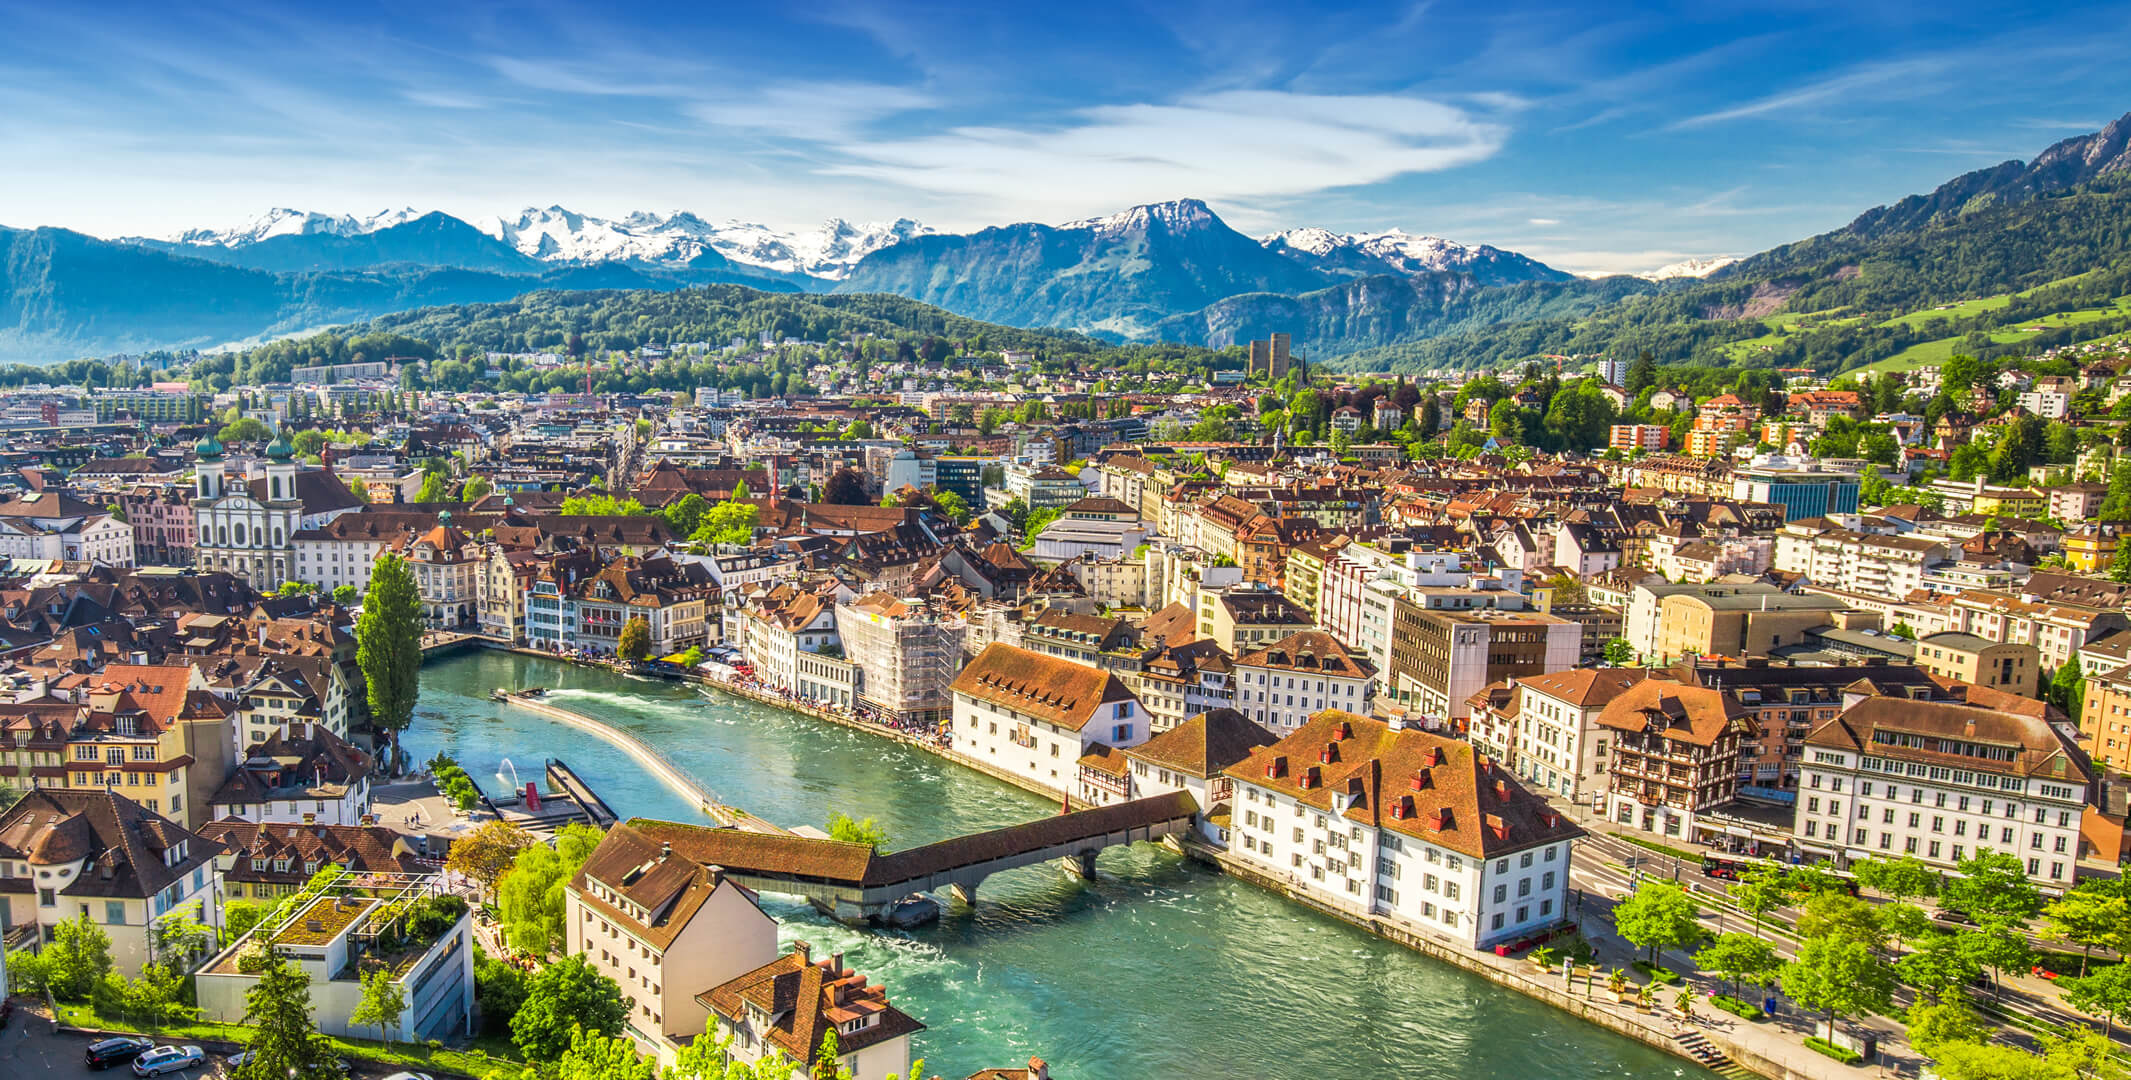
<box><xmin>493</xmin><ymin>692</ymin><xmax>784</xmax><ymax>834</ymax></box>
<box><xmin>452</xmin><ymin>642</ymin><xmax>1787</xmax><ymax>1079</ymax></box>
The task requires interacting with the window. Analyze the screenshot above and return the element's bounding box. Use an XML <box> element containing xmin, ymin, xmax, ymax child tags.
<box><xmin>105</xmin><ymin>901</ymin><xmax>125</xmax><ymax>925</ymax></box>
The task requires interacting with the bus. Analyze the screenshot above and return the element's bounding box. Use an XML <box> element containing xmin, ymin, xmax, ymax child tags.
<box><xmin>1700</xmin><ymin>853</ymin><xmax>1860</xmax><ymax>894</ymax></box>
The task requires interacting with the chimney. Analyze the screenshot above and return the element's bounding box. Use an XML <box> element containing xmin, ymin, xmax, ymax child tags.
<box><xmin>830</xmin><ymin>951</ymin><xmax>844</xmax><ymax>976</ymax></box>
<box><xmin>791</xmin><ymin>940</ymin><xmax>812</xmax><ymax>965</ymax></box>
<box><xmin>661</xmin><ymin>841</ymin><xmax>672</xmax><ymax>859</ymax></box>
<box><xmin>1029</xmin><ymin>1059</ymin><xmax>1050</xmax><ymax>1080</ymax></box>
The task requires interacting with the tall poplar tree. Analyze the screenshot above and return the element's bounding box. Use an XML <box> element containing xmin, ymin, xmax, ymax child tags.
<box><xmin>357</xmin><ymin>553</ymin><xmax>423</xmax><ymax>762</ymax></box>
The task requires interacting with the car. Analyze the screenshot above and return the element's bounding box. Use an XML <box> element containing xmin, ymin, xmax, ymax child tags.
<box><xmin>382</xmin><ymin>1072</ymin><xmax>437</xmax><ymax>1080</ymax></box>
<box><xmin>85</xmin><ymin>1037</ymin><xmax>156</xmax><ymax>1070</ymax></box>
<box><xmin>130</xmin><ymin>1045</ymin><xmax>204</xmax><ymax>1077</ymax></box>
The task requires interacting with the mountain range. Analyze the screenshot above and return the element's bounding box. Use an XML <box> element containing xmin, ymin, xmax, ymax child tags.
<box><xmin>7</xmin><ymin>110</ymin><xmax>2131</xmax><ymax>366</ymax></box>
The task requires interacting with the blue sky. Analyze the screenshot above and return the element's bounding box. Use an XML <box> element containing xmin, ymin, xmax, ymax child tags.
<box><xmin>5</xmin><ymin>0</ymin><xmax>2131</xmax><ymax>273</ymax></box>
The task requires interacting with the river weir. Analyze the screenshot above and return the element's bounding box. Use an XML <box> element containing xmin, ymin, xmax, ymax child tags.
<box><xmin>415</xmin><ymin>649</ymin><xmax>1710</xmax><ymax>1080</ymax></box>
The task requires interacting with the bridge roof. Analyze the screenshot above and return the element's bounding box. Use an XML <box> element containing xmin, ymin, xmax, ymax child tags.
<box><xmin>611</xmin><ymin>790</ymin><xmax>1200</xmax><ymax>890</ymax></box>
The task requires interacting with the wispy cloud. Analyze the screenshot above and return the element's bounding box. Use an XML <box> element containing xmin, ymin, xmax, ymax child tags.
<box><xmin>1668</xmin><ymin>56</ymin><xmax>1951</xmax><ymax>130</ymax></box>
<box><xmin>484</xmin><ymin>56</ymin><xmax>696</xmax><ymax>98</ymax></box>
<box><xmin>822</xmin><ymin>90</ymin><xmax>1508</xmax><ymax>221</ymax></box>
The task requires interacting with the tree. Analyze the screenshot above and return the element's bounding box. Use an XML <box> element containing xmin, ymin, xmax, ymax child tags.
<box><xmin>1942</xmin><ymin>849</ymin><xmax>2043</xmax><ymax>925</ymax></box>
<box><xmin>224</xmin><ymin>899</ymin><xmax>273</xmax><ymax>945</ymax></box>
<box><xmin>1906</xmin><ymin>994</ymin><xmax>1990</xmax><ymax>1059</ymax></box>
<box><xmin>810</xmin><ymin>1028</ymin><xmax>848</xmax><ymax>1080</ymax></box>
<box><xmin>1020</xmin><ymin>506</ymin><xmax>1061</xmax><ymax>545</ymax></box>
<box><xmin>1601</xmin><ymin>638</ymin><xmax>1636</xmax><ymax>666</ymax></box>
<box><xmin>826</xmin><ymin>811</ymin><xmax>889</xmax><ymax>852</ymax></box>
<box><xmin>1626</xmin><ymin>351</ymin><xmax>1657</xmax><ymax>396</ymax></box>
<box><xmin>357</xmin><ymin>553</ymin><xmax>423</xmax><ymax>757</ymax></box>
<box><xmin>1960</xmin><ymin>918</ymin><xmax>2035</xmax><ymax>1000</ymax></box>
<box><xmin>1879</xmin><ymin>901</ymin><xmax>1934</xmax><ymax>956</ymax></box>
<box><xmin>464</xmin><ymin>475</ymin><xmax>494</xmax><ymax>503</ymax></box>
<box><xmin>821</xmin><ymin>468</ymin><xmax>869</xmax><ymax>505</ymax></box>
<box><xmin>1898</xmin><ymin>931</ymin><xmax>1983</xmax><ymax>1003</ymax></box>
<box><xmin>1852</xmin><ymin>854</ymin><xmax>1940</xmax><ymax>902</ymax></box>
<box><xmin>448</xmin><ymin>819</ymin><xmax>535</xmax><ymax>903</ymax></box>
<box><xmin>933</xmin><ymin>490</ymin><xmax>971</xmax><ymax>525</ymax></box>
<box><xmin>2044</xmin><ymin>1029</ymin><xmax>2131</xmax><ymax>1080</ymax></box>
<box><xmin>1612</xmin><ymin>882</ymin><xmax>1702</xmax><ymax>964</ymax></box>
<box><xmin>219</xmin><ymin>417</ymin><xmax>272</xmax><ymax>444</ymax></box>
<box><xmin>1694</xmin><ymin>932</ymin><xmax>1780</xmax><ymax>997</ymax></box>
<box><xmin>2063</xmin><ymin>962</ymin><xmax>2131</xmax><ymax>1038</ymax></box>
<box><xmin>475</xmin><ymin>948</ymin><xmax>530</xmax><ymax>1036</ymax></box>
<box><xmin>2051</xmin><ymin>657</ymin><xmax>2087</xmax><ymax>718</ymax></box>
<box><xmin>1930</xmin><ymin>1044</ymin><xmax>2070</xmax><ymax>1080</ymax></box>
<box><xmin>416</xmin><ymin>471</ymin><xmax>451</xmax><ymax>503</ymax></box>
<box><xmin>43</xmin><ymin>913</ymin><xmax>113</xmax><ymax>1001</ymax></box>
<box><xmin>552</xmin><ymin>1027</ymin><xmax>661</xmax><ymax>1080</ymax></box>
<box><xmin>1731</xmin><ymin>870</ymin><xmax>1790</xmax><ymax>939</ymax></box>
<box><xmin>497</xmin><ymin>823</ymin><xmax>604</xmax><ymax>956</ymax></box>
<box><xmin>511</xmin><ymin>954</ymin><xmax>630</xmax><ymax>1061</ymax></box>
<box><xmin>349</xmin><ymin>967</ymin><xmax>408</xmax><ymax>1052</ymax></box>
<box><xmin>2042</xmin><ymin>890</ymin><xmax>2130</xmax><ymax>976</ymax></box>
<box><xmin>332</xmin><ymin>584</ymin><xmax>359</xmax><ymax>605</ymax></box>
<box><xmin>691</xmin><ymin>501</ymin><xmax>759</xmax><ymax>546</ymax></box>
<box><xmin>148</xmin><ymin>899</ymin><xmax>217</xmax><ymax>967</ymax></box>
<box><xmin>617</xmin><ymin>617</ymin><xmax>651</xmax><ymax>662</ymax></box>
<box><xmin>1796</xmin><ymin>890</ymin><xmax>1884</xmax><ymax>948</ymax></box>
<box><xmin>233</xmin><ymin>960</ymin><xmax>336</xmax><ymax>1080</ymax></box>
<box><xmin>1782</xmin><ymin>935</ymin><xmax>1895</xmax><ymax>1034</ymax></box>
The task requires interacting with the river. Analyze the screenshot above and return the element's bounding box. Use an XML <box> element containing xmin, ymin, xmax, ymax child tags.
<box><xmin>412</xmin><ymin>650</ymin><xmax>1708</xmax><ymax>1079</ymax></box>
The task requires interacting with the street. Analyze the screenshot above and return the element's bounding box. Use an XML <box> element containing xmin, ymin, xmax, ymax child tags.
<box><xmin>0</xmin><ymin>1015</ymin><xmax>217</xmax><ymax>1080</ymax></box>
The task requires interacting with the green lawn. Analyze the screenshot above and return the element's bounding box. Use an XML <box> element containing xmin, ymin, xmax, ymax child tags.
<box><xmin>54</xmin><ymin>1003</ymin><xmax>522</xmax><ymax>1079</ymax></box>
<box><xmin>1853</xmin><ymin>293</ymin><xmax>2131</xmax><ymax>373</ymax></box>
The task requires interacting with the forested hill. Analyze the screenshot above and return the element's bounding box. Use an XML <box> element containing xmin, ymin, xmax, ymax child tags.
<box><xmin>1336</xmin><ymin>174</ymin><xmax>2131</xmax><ymax>374</ymax></box>
<box><xmin>182</xmin><ymin>284</ymin><xmax>1234</xmax><ymax>393</ymax></box>
<box><xmin>346</xmin><ymin>286</ymin><xmax>1095</xmax><ymax>355</ymax></box>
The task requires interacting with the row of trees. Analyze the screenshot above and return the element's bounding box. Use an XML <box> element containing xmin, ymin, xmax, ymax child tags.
<box><xmin>1609</xmin><ymin>852</ymin><xmax>2131</xmax><ymax>1078</ymax></box>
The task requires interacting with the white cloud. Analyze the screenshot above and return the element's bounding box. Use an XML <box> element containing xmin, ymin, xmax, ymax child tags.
<box><xmin>1527</xmin><ymin>217</ymin><xmax>1559</xmax><ymax>225</ymax></box>
<box><xmin>819</xmin><ymin>90</ymin><xmax>1506</xmax><ymax>221</ymax></box>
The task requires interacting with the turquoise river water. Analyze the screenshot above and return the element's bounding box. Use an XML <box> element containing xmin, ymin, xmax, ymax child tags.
<box><xmin>413</xmin><ymin>650</ymin><xmax>1709</xmax><ymax>1079</ymax></box>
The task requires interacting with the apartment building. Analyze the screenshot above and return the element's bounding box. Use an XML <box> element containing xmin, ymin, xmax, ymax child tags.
<box><xmin>564</xmin><ymin>820</ymin><xmax>780</xmax><ymax>1065</ymax></box>
<box><xmin>2080</xmin><ymin>663</ymin><xmax>2131</xmax><ymax>775</ymax></box>
<box><xmin>1794</xmin><ymin>696</ymin><xmax>2092</xmax><ymax>888</ymax></box>
<box><xmin>62</xmin><ymin>664</ymin><xmax>235</xmax><ymax>831</ymax></box>
<box><xmin>1394</xmin><ymin>608</ymin><xmax>1580</xmax><ymax>726</ymax></box>
<box><xmin>705</xmin><ymin>942</ymin><xmax>924</xmax><ymax>1080</ymax></box>
<box><xmin>1504</xmin><ymin>669</ymin><xmax>1648</xmax><ymax>802</ymax></box>
<box><xmin>1595</xmin><ymin>681</ymin><xmax>1756</xmax><ymax>845</ymax></box>
<box><xmin>1232</xmin><ymin>630</ymin><xmax>1377</xmax><ymax>733</ymax></box>
<box><xmin>1653</xmin><ymin>587</ymin><xmax>1848</xmax><ymax>663</ymax></box>
<box><xmin>1225</xmin><ymin>711</ymin><xmax>1584</xmax><ymax>949</ymax></box>
<box><xmin>1772</xmin><ymin>524</ymin><xmax>1948</xmax><ymax>601</ymax></box>
<box><xmin>1198</xmin><ymin>586</ymin><xmax>1316</xmax><ymax>655</ymax></box>
<box><xmin>0</xmin><ymin>789</ymin><xmax>224</xmax><ymax>977</ymax></box>
<box><xmin>1913</xmin><ymin>632</ymin><xmax>2042</xmax><ymax>699</ymax></box>
<box><xmin>837</xmin><ymin>593</ymin><xmax>966</xmax><ymax>726</ymax></box>
<box><xmin>950</xmin><ymin>643</ymin><xmax>1147</xmax><ymax>798</ymax></box>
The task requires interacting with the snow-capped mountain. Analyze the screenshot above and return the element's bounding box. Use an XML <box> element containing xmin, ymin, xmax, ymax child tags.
<box><xmin>1640</xmin><ymin>256</ymin><xmax>1738</xmax><ymax>281</ymax></box>
<box><xmin>475</xmin><ymin>207</ymin><xmax>929</xmax><ymax>279</ymax></box>
<box><xmin>171</xmin><ymin>207</ymin><xmax>426</xmax><ymax>247</ymax></box>
<box><xmin>1063</xmin><ymin>198</ymin><xmax>1223</xmax><ymax>237</ymax></box>
<box><xmin>1260</xmin><ymin>226</ymin><xmax>1571</xmax><ymax>285</ymax></box>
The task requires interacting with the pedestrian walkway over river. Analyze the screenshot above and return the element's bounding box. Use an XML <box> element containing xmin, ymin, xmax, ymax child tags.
<box><xmin>632</xmin><ymin>791</ymin><xmax>1200</xmax><ymax>920</ymax></box>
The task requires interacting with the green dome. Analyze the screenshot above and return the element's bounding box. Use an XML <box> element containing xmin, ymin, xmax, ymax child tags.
<box><xmin>194</xmin><ymin>435</ymin><xmax>224</xmax><ymax>459</ymax></box>
<box><xmin>265</xmin><ymin>432</ymin><xmax>294</xmax><ymax>460</ymax></box>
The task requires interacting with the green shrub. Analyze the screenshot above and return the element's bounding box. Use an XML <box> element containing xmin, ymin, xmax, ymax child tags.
<box><xmin>1805</xmin><ymin>1036</ymin><xmax>1863</xmax><ymax>1065</ymax></box>
<box><xmin>1709</xmin><ymin>994</ymin><xmax>1761</xmax><ymax>1020</ymax></box>
<box><xmin>1632</xmin><ymin>960</ymin><xmax>1683</xmax><ymax>985</ymax></box>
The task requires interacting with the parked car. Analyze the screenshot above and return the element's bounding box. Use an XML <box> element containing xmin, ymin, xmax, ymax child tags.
<box><xmin>129</xmin><ymin>1044</ymin><xmax>204</xmax><ymax>1076</ymax></box>
<box><xmin>85</xmin><ymin>1037</ymin><xmax>156</xmax><ymax>1070</ymax></box>
<box><xmin>381</xmin><ymin>1072</ymin><xmax>437</xmax><ymax>1080</ymax></box>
